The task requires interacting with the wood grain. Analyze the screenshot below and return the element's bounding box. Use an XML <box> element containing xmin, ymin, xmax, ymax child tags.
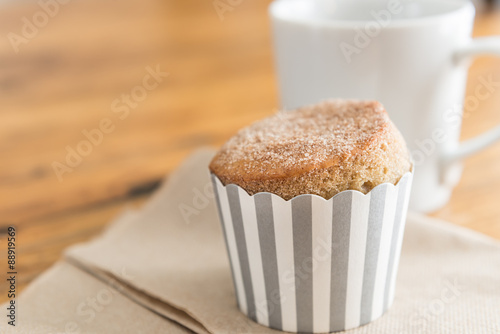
<box><xmin>0</xmin><ymin>0</ymin><xmax>499</xmax><ymax>303</ymax></box>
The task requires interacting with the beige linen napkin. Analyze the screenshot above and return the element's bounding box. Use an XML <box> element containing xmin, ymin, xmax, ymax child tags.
<box><xmin>3</xmin><ymin>149</ymin><xmax>500</xmax><ymax>333</ymax></box>
<box><xmin>1</xmin><ymin>261</ymin><xmax>192</xmax><ymax>334</ymax></box>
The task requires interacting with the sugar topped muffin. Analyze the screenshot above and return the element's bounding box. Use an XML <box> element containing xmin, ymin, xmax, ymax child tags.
<box><xmin>209</xmin><ymin>100</ymin><xmax>411</xmax><ymax>200</ymax></box>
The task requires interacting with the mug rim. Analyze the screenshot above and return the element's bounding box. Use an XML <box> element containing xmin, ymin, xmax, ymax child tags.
<box><xmin>269</xmin><ymin>0</ymin><xmax>475</xmax><ymax>29</ymax></box>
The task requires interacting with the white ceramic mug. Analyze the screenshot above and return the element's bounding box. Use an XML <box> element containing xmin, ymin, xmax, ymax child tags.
<box><xmin>270</xmin><ymin>0</ymin><xmax>500</xmax><ymax>212</ymax></box>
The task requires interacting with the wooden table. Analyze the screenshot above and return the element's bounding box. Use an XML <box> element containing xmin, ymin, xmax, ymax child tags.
<box><xmin>0</xmin><ymin>0</ymin><xmax>499</xmax><ymax>303</ymax></box>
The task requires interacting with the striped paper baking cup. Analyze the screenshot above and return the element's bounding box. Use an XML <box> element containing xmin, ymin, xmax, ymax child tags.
<box><xmin>211</xmin><ymin>171</ymin><xmax>413</xmax><ymax>333</ymax></box>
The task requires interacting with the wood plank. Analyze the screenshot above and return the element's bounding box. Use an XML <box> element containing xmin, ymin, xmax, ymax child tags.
<box><xmin>431</xmin><ymin>10</ymin><xmax>500</xmax><ymax>239</ymax></box>
<box><xmin>0</xmin><ymin>0</ymin><xmax>277</xmax><ymax>224</ymax></box>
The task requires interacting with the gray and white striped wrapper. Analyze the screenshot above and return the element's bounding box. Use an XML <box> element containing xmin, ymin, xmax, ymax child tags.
<box><xmin>211</xmin><ymin>171</ymin><xmax>413</xmax><ymax>333</ymax></box>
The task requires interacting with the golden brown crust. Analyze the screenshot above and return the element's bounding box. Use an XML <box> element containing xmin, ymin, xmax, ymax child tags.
<box><xmin>210</xmin><ymin>100</ymin><xmax>411</xmax><ymax>200</ymax></box>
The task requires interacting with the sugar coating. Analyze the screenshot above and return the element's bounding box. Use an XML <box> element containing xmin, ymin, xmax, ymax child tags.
<box><xmin>210</xmin><ymin>100</ymin><xmax>412</xmax><ymax>200</ymax></box>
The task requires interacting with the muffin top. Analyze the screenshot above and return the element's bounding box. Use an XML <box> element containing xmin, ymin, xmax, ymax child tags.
<box><xmin>210</xmin><ymin>100</ymin><xmax>411</xmax><ymax>200</ymax></box>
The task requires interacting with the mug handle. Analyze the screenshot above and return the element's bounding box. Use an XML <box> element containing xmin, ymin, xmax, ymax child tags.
<box><xmin>442</xmin><ymin>37</ymin><xmax>500</xmax><ymax>167</ymax></box>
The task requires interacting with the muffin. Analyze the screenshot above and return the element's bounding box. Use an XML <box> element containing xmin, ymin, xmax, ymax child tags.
<box><xmin>210</xmin><ymin>99</ymin><xmax>411</xmax><ymax>200</ymax></box>
<box><xmin>210</xmin><ymin>100</ymin><xmax>413</xmax><ymax>333</ymax></box>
